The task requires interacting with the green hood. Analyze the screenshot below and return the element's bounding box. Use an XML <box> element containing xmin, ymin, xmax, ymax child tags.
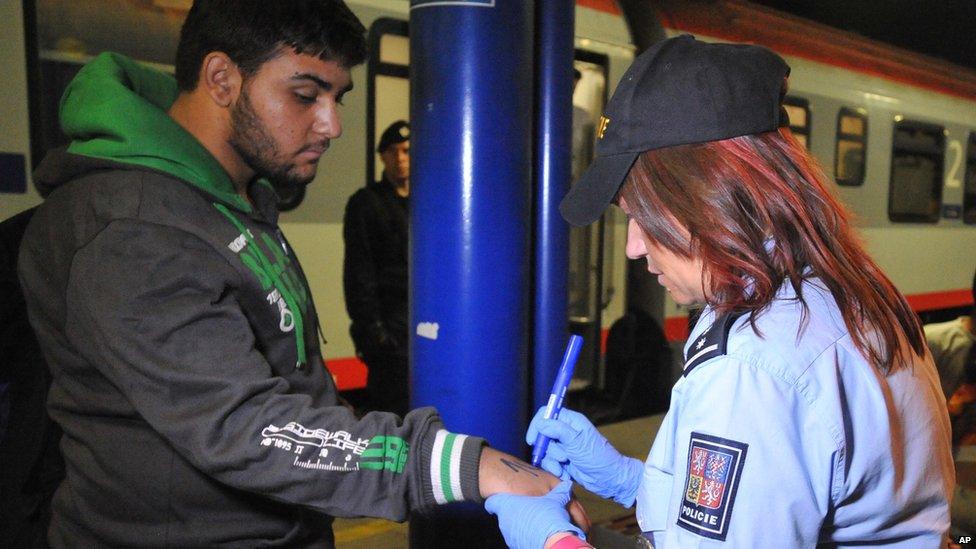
<box><xmin>61</xmin><ymin>52</ymin><xmax>255</xmax><ymax>212</ymax></box>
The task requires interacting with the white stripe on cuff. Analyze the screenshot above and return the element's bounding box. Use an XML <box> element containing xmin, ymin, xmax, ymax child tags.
<box><xmin>449</xmin><ymin>433</ymin><xmax>467</xmax><ymax>501</ymax></box>
<box><xmin>430</xmin><ymin>429</ymin><xmax>448</xmax><ymax>504</ymax></box>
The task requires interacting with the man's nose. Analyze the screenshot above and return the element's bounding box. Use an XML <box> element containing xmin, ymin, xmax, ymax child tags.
<box><xmin>625</xmin><ymin>218</ymin><xmax>647</xmax><ymax>260</ymax></box>
<box><xmin>313</xmin><ymin>103</ymin><xmax>342</xmax><ymax>139</ymax></box>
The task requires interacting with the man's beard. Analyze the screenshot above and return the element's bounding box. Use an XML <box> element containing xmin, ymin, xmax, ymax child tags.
<box><xmin>229</xmin><ymin>88</ymin><xmax>315</xmax><ymax>188</ymax></box>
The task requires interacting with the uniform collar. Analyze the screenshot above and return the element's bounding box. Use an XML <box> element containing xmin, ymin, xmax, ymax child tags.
<box><xmin>683</xmin><ymin>310</ymin><xmax>747</xmax><ymax>376</ymax></box>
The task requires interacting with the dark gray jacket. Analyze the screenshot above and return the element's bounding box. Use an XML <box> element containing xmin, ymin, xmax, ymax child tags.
<box><xmin>16</xmin><ymin>53</ymin><xmax>483</xmax><ymax>548</ymax></box>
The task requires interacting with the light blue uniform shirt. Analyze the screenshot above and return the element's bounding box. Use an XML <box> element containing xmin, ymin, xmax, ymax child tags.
<box><xmin>635</xmin><ymin>279</ymin><xmax>953</xmax><ymax>547</ymax></box>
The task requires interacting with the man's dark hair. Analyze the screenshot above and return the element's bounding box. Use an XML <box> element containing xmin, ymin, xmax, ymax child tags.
<box><xmin>174</xmin><ymin>0</ymin><xmax>367</xmax><ymax>91</ymax></box>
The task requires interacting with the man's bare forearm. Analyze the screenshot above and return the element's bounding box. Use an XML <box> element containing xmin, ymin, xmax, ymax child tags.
<box><xmin>478</xmin><ymin>446</ymin><xmax>555</xmax><ymax>498</ymax></box>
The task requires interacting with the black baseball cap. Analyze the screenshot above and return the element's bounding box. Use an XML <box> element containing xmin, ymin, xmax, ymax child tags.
<box><xmin>377</xmin><ymin>120</ymin><xmax>410</xmax><ymax>153</ymax></box>
<box><xmin>560</xmin><ymin>35</ymin><xmax>790</xmax><ymax>226</ymax></box>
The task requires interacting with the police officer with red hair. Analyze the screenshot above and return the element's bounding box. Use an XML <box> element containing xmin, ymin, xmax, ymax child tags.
<box><xmin>486</xmin><ymin>35</ymin><xmax>953</xmax><ymax>549</ymax></box>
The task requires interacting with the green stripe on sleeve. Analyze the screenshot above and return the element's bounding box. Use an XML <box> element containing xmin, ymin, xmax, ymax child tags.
<box><xmin>440</xmin><ymin>433</ymin><xmax>457</xmax><ymax>502</ymax></box>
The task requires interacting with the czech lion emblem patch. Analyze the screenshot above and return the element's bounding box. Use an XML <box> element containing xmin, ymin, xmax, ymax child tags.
<box><xmin>677</xmin><ymin>432</ymin><xmax>748</xmax><ymax>540</ymax></box>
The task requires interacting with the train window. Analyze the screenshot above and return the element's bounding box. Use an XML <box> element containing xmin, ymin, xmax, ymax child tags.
<box><xmin>835</xmin><ymin>108</ymin><xmax>867</xmax><ymax>186</ymax></box>
<box><xmin>965</xmin><ymin>132</ymin><xmax>976</xmax><ymax>224</ymax></box>
<box><xmin>888</xmin><ymin>119</ymin><xmax>945</xmax><ymax>223</ymax></box>
<box><xmin>31</xmin><ymin>1</ymin><xmax>181</xmax><ymax>164</ymax></box>
<box><xmin>783</xmin><ymin>96</ymin><xmax>811</xmax><ymax>149</ymax></box>
<box><xmin>367</xmin><ymin>19</ymin><xmax>410</xmax><ymax>185</ymax></box>
<box><xmin>379</xmin><ymin>33</ymin><xmax>410</xmax><ymax>65</ymax></box>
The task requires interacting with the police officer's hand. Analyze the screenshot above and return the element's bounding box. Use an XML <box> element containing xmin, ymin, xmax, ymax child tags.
<box><xmin>527</xmin><ymin>407</ymin><xmax>644</xmax><ymax>506</ymax></box>
<box><xmin>485</xmin><ymin>480</ymin><xmax>586</xmax><ymax>549</ymax></box>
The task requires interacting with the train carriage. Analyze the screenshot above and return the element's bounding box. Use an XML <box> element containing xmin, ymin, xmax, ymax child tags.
<box><xmin>2</xmin><ymin>0</ymin><xmax>974</xmax><ymax>404</ymax></box>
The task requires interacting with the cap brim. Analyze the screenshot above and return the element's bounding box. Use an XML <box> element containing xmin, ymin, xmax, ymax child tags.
<box><xmin>559</xmin><ymin>151</ymin><xmax>639</xmax><ymax>226</ymax></box>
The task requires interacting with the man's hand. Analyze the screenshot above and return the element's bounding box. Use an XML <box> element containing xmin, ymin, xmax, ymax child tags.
<box><xmin>566</xmin><ymin>498</ymin><xmax>590</xmax><ymax>534</ymax></box>
<box><xmin>478</xmin><ymin>447</ymin><xmax>591</xmax><ymax>532</ymax></box>
<box><xmin>485</xmin><ymin>481</ymin><xmax>587</xmax><ymax>549</ymax></box>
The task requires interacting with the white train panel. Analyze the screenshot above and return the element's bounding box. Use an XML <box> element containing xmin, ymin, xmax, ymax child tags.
<box><xmin>3</xmin><ymin>0</ymin><xmax>973</xmax><ymax>387</ymax></box>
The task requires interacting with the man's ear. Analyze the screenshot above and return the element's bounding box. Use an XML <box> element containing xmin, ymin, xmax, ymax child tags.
<box><xmin>200</xmin><ymin>52</ymin><xmax>241</xmax><ymax>108</ymax></box>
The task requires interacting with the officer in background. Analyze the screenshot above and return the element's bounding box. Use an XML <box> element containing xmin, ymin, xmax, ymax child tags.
<box><xmin>343</xmin><ymin>121</ymin><xmax>410</xmax><ymax>415</ymax></box>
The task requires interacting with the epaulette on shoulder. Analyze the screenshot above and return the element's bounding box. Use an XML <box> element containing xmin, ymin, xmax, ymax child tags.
<box><xmin>683</xmin><ymin>311</ymin><xmax>747</xmax><ymax>376</ymax></box>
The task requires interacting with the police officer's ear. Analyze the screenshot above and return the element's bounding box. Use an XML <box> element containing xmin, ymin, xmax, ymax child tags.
<box><xmin>200</xmin><ymin>51</ymin><xmax>242</xmax><ymax>109</ymax></box>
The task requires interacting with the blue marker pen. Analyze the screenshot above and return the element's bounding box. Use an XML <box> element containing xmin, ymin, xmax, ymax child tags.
<box><xmin>531</xmin><ymin>334</ymin><xmax>584</xmax><ymax>467</ymax></box>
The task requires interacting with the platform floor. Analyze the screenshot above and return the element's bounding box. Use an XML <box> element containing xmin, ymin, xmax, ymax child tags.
<box><xmin>331</xmin><ymin>414</ymin><xmax>665</xmax><ymax>548</ymax></box>
<box><xmin>333</xmin><ymin>416</ymin><xmax>976</xmax><ymax>547</ymax></box>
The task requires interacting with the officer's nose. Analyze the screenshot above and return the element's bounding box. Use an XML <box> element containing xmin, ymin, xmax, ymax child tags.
<box><xmin>625</xmin><ymin>218</ymin><xmax>648</xmax><ymax>260</ymax></box>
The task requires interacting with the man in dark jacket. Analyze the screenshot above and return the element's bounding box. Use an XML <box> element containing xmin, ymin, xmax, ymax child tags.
<box><xmin>343</xmin><ymin>120</ymin><xmax>410</xmax><ymax>415</ymax></box>
<box><xmin>17</xmin><ymin>1</ymin><xmax>581</xmax><ymax>546</ymax></box>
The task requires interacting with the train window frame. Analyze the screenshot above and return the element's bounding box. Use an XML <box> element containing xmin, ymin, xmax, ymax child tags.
<box><xmin>24</xmin><ymin>0</ymin><xmax>44</xmax><ymax>169</ymax></box>
<box><xmin>834</xmin><ymin>107</ymin><xmax>867</xmax><ymax>187</ymax></box>
<box><xmin>783</xmin><ymin>96</ymin><xmax>811</xmax><ymax>150</ymax></box>
<box><xmin>366</xmin><ymin>18</ymin><xmax>409</xmax><ymax>187</ymax></box>
<box><xmin>964</xmin><ymin>132</ymin><xmax>976</xmax><ymax>224</ymax></box>
<box><xmin>888</xmin><ymin>118</ymin><xmax>945</xmax><ymax>224</ymax></box>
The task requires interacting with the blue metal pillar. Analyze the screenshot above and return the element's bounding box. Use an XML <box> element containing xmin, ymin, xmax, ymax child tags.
<box><xmin>532</xmin><ymin>0</ymin><xmax>575</xmax><ymax>412</ymax></box>
<box><xmin>409</xmin><ymin>1</ymin><xmax>534</xmax><ymax>545</ymax></box>
<box><xmin>410</xmin><ymin>0</ymin><xmax>534</xmax><ymax>454</ymax></box>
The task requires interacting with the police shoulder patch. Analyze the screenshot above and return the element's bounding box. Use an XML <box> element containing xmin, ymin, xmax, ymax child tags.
<box><xmin>683</xmin><ymin>311</ymin><xmax>746</xmax><ymax>376</ymax></box>
<box><xmin>676</xmin><ymin>432</ymin><xmax>748</xmax><ymax>541</ymax></box>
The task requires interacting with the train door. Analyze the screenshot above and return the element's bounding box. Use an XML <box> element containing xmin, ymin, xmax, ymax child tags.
<box><xmin>364</xmin><ymin>23</ymin><xmax>624</xmax><ymax>406</ymax></box>
<box><xmin>367</xmin><ymin>19</ymin><xmax>409</xmax><ymax>186</ymax></box>
<box><xmin>566</xmin><ymin>48</ymin><xmax>672</xmax><ymax>421</ymax></box>
<box><xmin>567</xmin><ymin>50</ymin><xmax>610</xmax><ymax>391</ymax></box>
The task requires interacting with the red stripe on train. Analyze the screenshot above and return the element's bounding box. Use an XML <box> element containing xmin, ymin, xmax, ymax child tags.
<box><xmin>906</xmin><ymin>289</ymin><xmax>974</xmax><ymax>313</ymax></box>
<box><xmin>661</xmin><ymin>288</ymin><xmax>974</xmax><ymax>344</ymax></box>
<box><xmin>327</xmin><ymin>288</ymin><xmax>973</xmax><ymax>390</ymax></box>
<box><xmin>576</xmin><ymin>0</ymin><xmax>976</xmax><ymax>102</ymax></box>
<box><xmin>576</xmin><ymin>0</ymin><xmax>621</xmax><ymax>15</ymax></box>
<box><xmin>324</xmin><ymin>356</ymin><xmax>368</xmax><ymax>391</ymax></box>
<box><xmin>665</xmin><ymin>316</ymin><xmax>690</xmax><ymax>343</ymax></box>
<box><xmin>328</xmin><ymin>330</ymin><xmax>615</xmax><ymax>391</ymax></box>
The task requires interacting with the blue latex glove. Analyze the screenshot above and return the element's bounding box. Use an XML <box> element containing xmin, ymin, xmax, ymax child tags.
<box><xmin>527</xmin><ymin>406</ymin><xmax>643</xmax><ymax>507</ymax></box>
<box><xmin>485</xmin><ymin>480</ymin><xmax>584</xmax><ymax>549</ymax></box>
